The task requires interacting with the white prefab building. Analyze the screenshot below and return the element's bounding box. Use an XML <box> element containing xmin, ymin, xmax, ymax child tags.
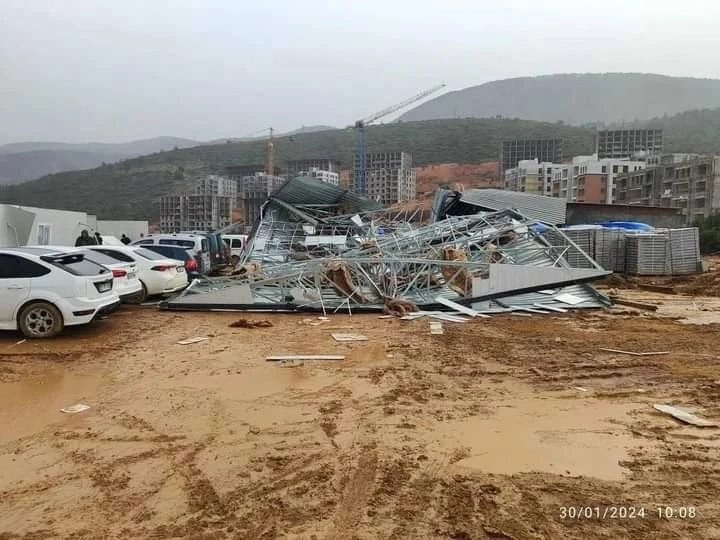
<box><xmin>0</xmin><ymin>204</ymin><xmax>147</xmax><ymax>247</ymax></box>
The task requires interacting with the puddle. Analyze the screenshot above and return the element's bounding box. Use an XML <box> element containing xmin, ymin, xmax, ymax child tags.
<box><xmin>433</xmin><ymin>395</ymin><xmax>640</xmax><ymax>481</ymax></box>
<box><xmin>0</xmin><ymin>371</ymin><xmax>102</xmax><ymax>443</ymax></box>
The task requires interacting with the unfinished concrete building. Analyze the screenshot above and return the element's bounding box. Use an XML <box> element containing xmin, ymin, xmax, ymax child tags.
<box><xmin>159</xmin><ymin>175</ymin><xmax>237</xmax><ymax>232</ymax></box>
<box><xmin>596</xmin><ymin>128</ymin><xmax>663</xmax><ymax>159</ymax></box>
<box><xmin>499</xmin><ymin>139</ymin><xmax>563</xmax><ymax>179</ymax></box>
<box><xmin>237</xmin><ymin>173</ymin><xmax>286</xmax><ymax>225</ymax></box>
<box><xmin>614</xmin><ymin>153</ymin><xmax>720</xmax><ymax>223</ymax></box>
<box><xmin>352</xmin><ymin>151</ymin><xmax>416</xmax><ymax>205</ymax></box>
<box><xmin>160</xmin><ymin>195</ymin><xmax>233</xmax><ymax>232</ymax></box>
<box><xmin>194</xmin><ymin>175</ymin><xmax>237</xmax><ymax>207</ymax></box>
<box><xmin>286</xmin><ymin>159</ymin><xmax>341</xmax><ymax>177</ymax></box>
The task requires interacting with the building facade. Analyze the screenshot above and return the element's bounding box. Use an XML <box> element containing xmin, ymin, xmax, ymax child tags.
<box><xmin>237</xmin><ymin>173</ymin><xmax>286</xmax><ymax>225</ymax></box>
<box><xmin>596</xmin><ymin>128</ymin><xmax>663</xmax><ymax>159</ymax></box>
<box><xmin>159</xmin><ymin>194</ymin><xmax>233</xmax><ymax>232</ymax></box>
<box><xmin>505</xmin><ymin>159</ymin><xmax>562</xmax><ymax>196</ymax></box>
<box><xmin>499</xmin><ymin>139</ymin><xmax>563</xmax><ymax>178</ymax></box>
<box><xmin>352</xmin><ymin>151</ymin><xmax>416</xmax><ymax>205</ymax></box>
<box><xmin>159</xmin><ymin>175</ymin><xmax>237</xmax><ymax>232</ymax></box>
<box><xmin>615</xmin><ymin>154</ymin><xmax>720</xmax><ymax>223</ymax></box>
<box><xmin>551</xmin><ymin>154</ymin><xmax>645</xmax><ymax>204</ymax></box>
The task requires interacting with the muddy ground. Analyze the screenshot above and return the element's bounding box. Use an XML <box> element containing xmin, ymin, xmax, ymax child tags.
<box><xmin>1</xmin><ymin>293</ymin><xmax>720</xmax><ymax>539</ymax></box>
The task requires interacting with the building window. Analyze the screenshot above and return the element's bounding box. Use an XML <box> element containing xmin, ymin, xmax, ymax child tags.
<box><xmin>37</xmin><ymin>224</ymin><xmax>52</xmax><ymax>245</ymax></box>
<box><xmin>601</xmin><ymin>166</ymin><xmax>607</xmax><ymax>173</ymax></box>
<box><xmin>612</xmin><ymin>165</ymin><xmax>618</xmax><ymax>173</ymax></box>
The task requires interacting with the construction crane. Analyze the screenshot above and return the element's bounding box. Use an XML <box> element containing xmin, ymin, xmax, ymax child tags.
<box><xmin>241</xmin><ymin>126</ymin><xmax>276</xmax><ymax>177</ymax></box>
<box><xmin>353</xmin><ymin>84</ymin><xmax>446</xmax><ymax>195</ymax></box>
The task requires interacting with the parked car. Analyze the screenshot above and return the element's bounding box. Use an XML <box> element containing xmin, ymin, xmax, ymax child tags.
<box><xmin>85</xmin><ymin>245</ymin><xmax>189</xmax><ymax>300</ymax></box>
<box><xmin>33</xmin><ymin>246</ymin><xmax>144</xmax><ymax>303</ymax></box>
<box><xmin>132</xmin><ymin>234</ymin><xmax>211</xmax><ymax>274</ymax></box>
<box><xmin>222</xmin><ymin>234</ymin><xmax>247</xmax><ymax>261</ymax></box>
<box><xmin>0</xmin><ymin>247</ymin><xmax>120</xmax><ymax>338</ymax></box>
<box><xmin>141</xmin><ymin>244</ymin><xmax>201</xmax><ymax>280</ymax></box>
<box><xmin>179</xmin><ymin>230</ymin><xmax>228</xmax><ymax>270</ymax></box>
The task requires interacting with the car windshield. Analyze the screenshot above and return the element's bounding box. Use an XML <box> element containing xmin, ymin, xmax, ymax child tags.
<box><xmin>135</xmin><ymin>247</ymin><xmax>166</xmax><ymax>260</ymax></box>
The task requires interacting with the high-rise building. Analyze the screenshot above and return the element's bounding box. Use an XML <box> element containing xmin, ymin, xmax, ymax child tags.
<box><xmin>499</xmin><ymin>139</ymin><xmax>563</xmax><ymax>178</ymax></box>
<box><xmin>160</xmin><ymin>195</ymin><xmax>233</xmax><ymax>232</ymax></box>
<box><xmin>352</xmin><ymin>151</ymin><xmax>416</xmax><ymax>205</ymax></box>
<box><xmin>596</xmin><ymin>128</ymin><xmax>663</xmax><ymax>159</ymax></box>
<box><xmin>159</xmin><ymin>175</ymin><xmax>236</xmax><ymax>232</ymax></box>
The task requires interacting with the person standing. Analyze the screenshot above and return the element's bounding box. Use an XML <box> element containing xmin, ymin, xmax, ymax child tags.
<box><xmin>94</xmin><ymin>232</ymin><xmax>103</xmax><ymax>245</ymax></box>
<box><xmin>75</xmin><ymin>230</ymin><xmax>97</xmax><ymax>246</ymax></box>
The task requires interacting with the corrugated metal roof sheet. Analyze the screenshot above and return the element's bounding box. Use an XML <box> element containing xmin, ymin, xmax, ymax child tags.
<box><xmin>273</xmin><ymin>175</ymin><xmax>381</xmax><ymax>214</ymax></box>
<box><xmin>458</xmin><ymin>188</ymin><xmax>567</xmax><ymax>225</ymax></box>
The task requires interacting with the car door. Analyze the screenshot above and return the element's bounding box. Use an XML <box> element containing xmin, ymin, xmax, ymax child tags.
<box><xmin>0</xmin><ymin>254</ymin><xmax>35</xmax><ymax>324</ymax></box>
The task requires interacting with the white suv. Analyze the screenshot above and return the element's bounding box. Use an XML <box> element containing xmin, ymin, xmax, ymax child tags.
<box><xmin>0</xmin><ymin>248</ymin><xmax>121</xmax><ymax>338</ymax></box>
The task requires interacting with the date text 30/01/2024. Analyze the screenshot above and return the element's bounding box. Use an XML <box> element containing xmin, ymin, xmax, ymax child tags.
<box><xmin>559</xmin><ymin>506</ymin><xmax>697</xmax><ymax>520</ymax></box>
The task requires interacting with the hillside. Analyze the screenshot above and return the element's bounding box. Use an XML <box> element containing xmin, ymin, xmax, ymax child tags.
<box><xmin>636</xmin><ymin>108</ymin><xmax>720</xmax><ymax>154</ymax></box>
<box><xmin>0</xmin><ymin>137</ymin><xmax>198</xmax><ymax>184</ymax></box>
<box><xmin>399</xmin><ymin>73</ymin><xmax>720</xmax><ymax>125</ymax></box>
<box><xmin>0</xmin><ymin>118</ymin><xmax>595</xmax><ymax>220</ymax></box>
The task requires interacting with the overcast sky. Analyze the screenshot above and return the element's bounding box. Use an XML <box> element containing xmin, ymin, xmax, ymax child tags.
<box><xmin>2</xmin><ymin>0</ymin><xmax>719</xmax><ymax>144</ymax></box>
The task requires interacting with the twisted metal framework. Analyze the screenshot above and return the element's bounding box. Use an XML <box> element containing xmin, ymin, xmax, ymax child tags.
<box><xmin>164</xmin><ymin>208</ymin><xmax>609</xmax><ymax>313</ymax></box>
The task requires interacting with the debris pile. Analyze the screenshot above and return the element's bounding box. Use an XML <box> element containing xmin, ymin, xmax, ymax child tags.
<box><xmin>162</xmin><ymin>177</ymin><xmax>611</xmax><ymax>316</ymax></box>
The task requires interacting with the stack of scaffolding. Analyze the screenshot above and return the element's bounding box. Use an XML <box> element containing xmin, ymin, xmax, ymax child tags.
<box><xmin>593</xmin><ymin>229</ymin><xmax>627</xmax><ymax>273</ymax></box>
<box><xmin>625</xmin><ymin>234</ymin><xmax>671</xmax><ymax>276</ymax></box>
<box><xmin>667</xmin><ymin>228</ymin><xmax>702</xmax><ymax>275</ymax></box>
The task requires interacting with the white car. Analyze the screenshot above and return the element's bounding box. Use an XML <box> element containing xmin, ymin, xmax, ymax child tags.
<box><xmin>132</xmin><ymin>233</ymin><xmax>211</xmax><ymax>274</ymax></box>
<box><xmin>0</xmin><ymin>247</ymin><xmax>121</xmax><ymax>338</ymax></box>
<box><xmin>85</xmin><ymin>245</ymin><xmax>189</xmax><ymax>299</ymax></box>
<box><xmin>34</xmin><ymin>246</ymin><xmax>144</xmax><ymax>303</ymax></box>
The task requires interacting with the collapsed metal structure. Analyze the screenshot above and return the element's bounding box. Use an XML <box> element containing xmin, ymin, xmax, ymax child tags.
<box><xmin>162</xmin><ymin>177</ymin><xmax>610</xmax><ymax>315</ymax></box>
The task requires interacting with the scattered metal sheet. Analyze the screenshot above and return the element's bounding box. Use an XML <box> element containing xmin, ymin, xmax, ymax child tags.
<box><xmin>555</xmin><ymin>293</ymin><xmax>585</xmax><ymax>305</ymax></box>
<box><xmin>332</xmin><ymin>333</ymin><xmax>368</xmax><ymax>342</ymax></box>
<box><xmin>430</xmin><ymin>321</ymin><xmax>444</xmax><ymax>335</ymax></box>
<box><xmin>176</xmin><ymin>337</ymin><xmax>209</xmax><ymax>345</ymax></box>
<box><xmin>653</xmin><ymin>404</ymin><xmax>718</xmax><ymax>427</ymax></box>
<box><xmin>434</xmin><ymin>296</ymin><xmax>489</xmax><ymax>318</ymax></box>
<box><xmin>266</xmin><ymin>355</ymin><xmax>345</xmax><ymax>361</ymax></box>
<box><xmin>600</xmin><ymin>348</ymin><xmax>669</xmax><ymax>357</ymax></box>
<box><xmin>60</xmin><ymin>404</ymin><xmax>91</xmax><ymax>414</ymax></box>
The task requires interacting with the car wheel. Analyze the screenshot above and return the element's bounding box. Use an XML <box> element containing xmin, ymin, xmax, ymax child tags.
<box><xmin>127</xmin><ymin>282</ymin><xmax>148</xmax><ymax>304</ymax></box>
<box><xmin>18</xmin><ymin>302</ymin><xmax>64</xmax><ymax>339</ymax></box>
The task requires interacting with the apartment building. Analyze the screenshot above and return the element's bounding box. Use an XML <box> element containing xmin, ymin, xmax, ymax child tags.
<box><xmin>159</xmin><ymin>175</ymin><xmax>237</xmax><ymax>232</ymax></box>
<box><xmin>504</xmin><ymin>159</ymin><xmax>562</xmax><ymax>196</ymax></box>
<box><xmin>615</xmin><ymin>154</ymin><xmax>720</xmax><ymax>223</ymax></box>
<box><xmin>596</xmin><ymin>128</ymin><xmax>663</xmax><ymax>159</ymax></box>
<box><xmin>160</xmin><ymin>194</ymin><xmax>233</xmax><ymax>232</ymax></box>
<box><xmin>352</xmin><ymin>151</ymin><xmax>416</xmax><ymax>205</ymax></box>
<box><xmin>552</xmin><ymin>154</ymin><xmax>645</xmax><ymax>204</ymax></box>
